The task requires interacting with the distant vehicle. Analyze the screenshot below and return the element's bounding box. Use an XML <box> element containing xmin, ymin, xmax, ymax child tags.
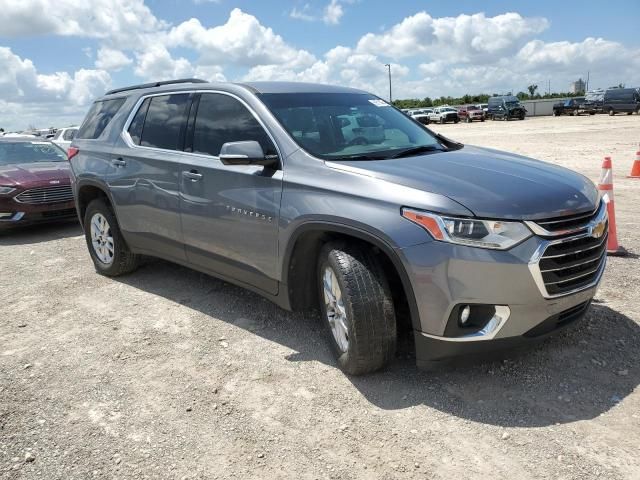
<box><xmin>428</xmin><ymin>107</ymin><xmax>459</xmax><ymax>124</ymax></box>
<box><xmin>583</xmin><ymin>90</ymin><xmax>605</xmax><ymax>113</ymax></box>
<box><xmin>552</xmin><ymin>97</ymin><xmax>596</xmax><ymax>116</ymax></box>
<box><xmin>487</xmin><ymin>96</ymin><xmax>526</xmax><ymax>121</ymax></box>
<box><xmin>457</xmin><ymin>105</ymin><xmax>485</xmax><ymax>123</ymax></box>
<box><xmin>476</xmin><ymin>103</ymin><xmax>489</xmax><ymax>114</ymax></box>
<box><xmin>602</xmin><ymin>87</ymin><xmax>640</xmax><ymax>115</ymax></box>
<box><xmin>410</xmin><ymin>109</ymin><xmax>433</xmax><ymax>125</ymax></box>
<box><xmin>52</xmin><ymin>127</ymin><xmax>79</xmax><ymax>150</ymax></box>
<box><xmin>0</xmin><ymin>137</ymin><xmax>75</xmax><ymax>229</ymax></box>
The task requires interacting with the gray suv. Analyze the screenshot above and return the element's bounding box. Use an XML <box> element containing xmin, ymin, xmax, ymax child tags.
<box><xmin>70</xmin><ymin>79</ymin><xmax>607</xmax><ymax>375</ymax></box>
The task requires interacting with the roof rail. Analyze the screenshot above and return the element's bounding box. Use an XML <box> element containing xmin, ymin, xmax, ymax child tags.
<box><xmin>105</xmin><ymin>78</ymin><xmax>209</xmax><ymax>96</ymax></box>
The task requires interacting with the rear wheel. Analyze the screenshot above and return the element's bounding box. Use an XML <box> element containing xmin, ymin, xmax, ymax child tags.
<box><xmin>608</xmin><ymin>108</ymin><xmax>615</xmax><ymax>116</ymax></box>
<box><xmin>317</xmin><ymin>243</ymin><xmax>396</xmax><ymax>375</ymax></box>
<box><xmin>465</xmin><ymin>116</ymin><xmax>471</xmax><ymax>123</ymax></box>
<box><xmin>84</xmin><ymin>199</ymin><xmax>140</xmax><ymax>277</ymax></box>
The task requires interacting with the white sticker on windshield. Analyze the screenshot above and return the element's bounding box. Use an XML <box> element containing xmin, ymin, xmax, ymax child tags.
<box><xmin>31</xmin><ymin>142</ymin><xmax>50</xmax><ymax>145</ymax></box>
<box><xmin>368</xmin><ymin>99</ymin><xmax>389</xmax><ymax>107</ymax></box>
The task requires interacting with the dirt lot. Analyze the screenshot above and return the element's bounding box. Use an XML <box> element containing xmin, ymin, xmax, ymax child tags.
<box><xmin>1</xmin><ymin>114</ymin><xmax>639</xmax><ymax>480</ymax></box>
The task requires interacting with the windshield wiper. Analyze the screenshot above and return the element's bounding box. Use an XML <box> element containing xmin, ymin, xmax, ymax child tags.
<box><xmin>389</xmin><ymin>144</ymin><xmax>444</xmax><ymax>159</ymax></box>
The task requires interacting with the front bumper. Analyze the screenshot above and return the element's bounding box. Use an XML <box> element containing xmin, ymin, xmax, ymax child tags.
<box><xmin>0</xmin><ymin>197</ymin><xmax>76</xmax><ymax>228</ymax></box>
<box><xmin>398</xmin><ymin>233</ymin><xmax>604</xmax><ymax>366</ymax></box>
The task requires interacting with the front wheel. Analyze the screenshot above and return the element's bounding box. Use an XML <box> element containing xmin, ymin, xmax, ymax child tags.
<box><xmin>439</xmin><ymin>117</ymin><xmax>444</xmax><ymax>124</ymax></box>
<box><xmin>317</xmin><ymin>243</ymin><xmax>396</xmax><ymax>375</ymax></box>
<box><xmin>608</xmin><ymin>108</ymin><xmax>615</xmax><ymax>116</ymax></box>
<box><xmin>465</xmin><ymin>116</ymin><xmax>471</xmax><ymax>123</ymax></box>
<box><xmin>84</xmin><ymin>199</ymin><xmax>140</xmax><ymax>277</ymax></box>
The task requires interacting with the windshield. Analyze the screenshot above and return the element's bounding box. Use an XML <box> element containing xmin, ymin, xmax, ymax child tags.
<box><xmin>259</xmin><ymin>92</ymin><xmax>444</xmax><ymax>160</ymax></box>
<box><xmin>0</xmin><ymin>141</ymin><xmax>67</xmax><ymax>166</ymax></box>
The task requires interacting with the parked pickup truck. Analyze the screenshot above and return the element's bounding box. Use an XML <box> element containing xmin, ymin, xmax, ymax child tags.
<box><xmin>457</xmin><ymin>105</ymin><xmax>485</xmax><ymax>123</ymax></box>
<box><xmin>428</xmin><ymin>107</ymin><xmax>459</xmax><ymax>124</ymax></box>
<box><xmin>552</xmin><ymin>97</ymin><xmax>596</xmax><ymax>116</ymax></box>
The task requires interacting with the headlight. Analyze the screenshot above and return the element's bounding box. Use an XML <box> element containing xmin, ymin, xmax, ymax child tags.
<box><xmin>402</xmin><ymin>208</ymin><xmax>532</xmax><ymax>250</ymax></box>
<box><xmin>0</xmin><ymin>186</ymin><xmax>16</xmax><ymax>195</ymax></box>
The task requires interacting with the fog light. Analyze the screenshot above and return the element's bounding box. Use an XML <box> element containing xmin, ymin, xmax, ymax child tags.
<box><xmin>459</xmin><ymin>305</ymin><xmax>471</xmax><ymax>325</ymax></box>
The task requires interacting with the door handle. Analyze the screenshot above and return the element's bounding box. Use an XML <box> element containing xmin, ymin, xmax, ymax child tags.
<box><xmin>182</xmin><ymin>170</ymin><xmax>203</xmax><ymax>181</ymax></box>
<box><xmin>112</xmin><ymin>158</ymin><xmax>126</xmax><ymax>167</ymax></box>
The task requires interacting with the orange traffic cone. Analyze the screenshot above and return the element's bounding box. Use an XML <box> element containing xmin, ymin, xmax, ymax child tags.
<box><xmin>598</xmin><ymin>157</ymin><xmax>627</xmax><ymax>256</ymax></box>
<box><xmin>628</xmin><ymin>151</ymin><xmax>640</xmax><ymax>178</ymax></box>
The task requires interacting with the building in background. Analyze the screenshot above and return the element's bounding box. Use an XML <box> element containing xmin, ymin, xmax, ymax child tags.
<box><xmin>570</xmin><ymin>79</ymin><xmax>586</xmax><ymax>94</ymax></box>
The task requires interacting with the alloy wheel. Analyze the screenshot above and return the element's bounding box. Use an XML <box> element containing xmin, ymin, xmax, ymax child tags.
<box><xmin>90</xmin><ymin>213</ymin><xmax>115</xmax><ymax>265</ymax></box>
<box><xmin>322</xmin><ymin>267</ymin><xmax>349</xmax><ymax>352</ymax></box>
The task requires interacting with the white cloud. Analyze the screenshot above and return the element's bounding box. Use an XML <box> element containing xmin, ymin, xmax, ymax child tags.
<box><xmin>0</xmin><ymin>0</ymin><xmax>165</xmax><ymax>48</ymax></box>
<box><xmin>0</xmin><ymin>47</ymin><xmax>111</xmax><ymax>130</ymax></box>
<box><xmin>290</xmin><ymin>4</ymin><xmax>315</xmax><ymax>22</ymax></box>
<box><xmin>357</xmin><ymin>12</ymin><xmax>548</xmax><ymax>61</ymax></box>
<box><xmin>95</xmin><ymin>47</ymin><xmax>133</xmax><ymax>71</ymax></box>
<box><xmin>323</xmin><ymin>0</ymin><xmax>344</xmax><ymax>25</ymax></box>
<box><xmin>133</xmin><ymin>45</ymin><xmax>194</xmax><ymax>81</ymax></box>
<box><xmin>166</xmin><ymin>9</ymin><xmax>316</xmax><ymax>69</ymax></box>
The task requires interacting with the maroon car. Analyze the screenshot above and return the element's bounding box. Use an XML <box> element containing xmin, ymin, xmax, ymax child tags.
<box><xmin>0</xmin><ymin>137</ymin><xmax>76</xmax><ymax>229</ymax></box>
<box><xmin>457</xmin><ymin>105</ymin><xmax>485</xmax><ymax>123</ymax></box>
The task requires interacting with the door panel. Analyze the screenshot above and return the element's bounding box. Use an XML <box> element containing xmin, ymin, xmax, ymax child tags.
<box><xmin>179</xmin><ymin>92</ymin><xmax>282</xmax><ymax>294</ymax></box>
<box><xmin>106</xmin><ymin>93</ymin><xmax>190</xmax><ymax>261</ymax></box>
<box><xmin>107</xmin><ymin>147</ymin><xmax>187</xmax><ymax>261</ymax></box>
<box><xmin>180</xmin><ymin>156</ymin><xmax>282</xmax><ymax>293</ymax></box>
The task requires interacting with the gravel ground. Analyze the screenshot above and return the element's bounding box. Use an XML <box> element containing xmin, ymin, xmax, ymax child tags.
<box><xmin>1</xmin><ymin>114</ymin><xmax>639</xmax><ymax>480</ymax></box>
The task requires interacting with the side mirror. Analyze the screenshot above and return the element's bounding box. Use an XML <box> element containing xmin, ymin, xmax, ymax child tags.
<box><xmin>219</xmin><ymin>141</ymin><xmax>278</xmax><ymax>168</ymax></box>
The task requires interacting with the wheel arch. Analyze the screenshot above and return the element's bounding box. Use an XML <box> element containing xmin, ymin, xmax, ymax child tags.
<box><xmin>281</xmin><ymin>221</ymin><xmax>421</xmax><ymax>332</ymax></box>
<box><xmin>76</xmin><ymin>180</ymin><xmax>115</xmax><ymax>226</ymax></box>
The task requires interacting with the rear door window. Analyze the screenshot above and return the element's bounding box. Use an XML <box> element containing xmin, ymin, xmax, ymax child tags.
<box><xmin>76</xmin><ymin>98</ymin><xmax>126</xmax><ymax>139</ymax></box>
<box><xmin>139</xmin><ymin>94</ymin><xmax>190</xmax><ymax>151</ymax></box>
<box><xmin>191</xmin><ymin>93</ymin><xmax>276</xmax><ymax>157</ymax></box>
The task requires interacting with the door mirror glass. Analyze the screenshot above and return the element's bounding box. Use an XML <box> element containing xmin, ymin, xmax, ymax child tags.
<box><xmin>219</xmin><ymin>141</ymin><xmax>278</xmax><ymax>167</ymax></box>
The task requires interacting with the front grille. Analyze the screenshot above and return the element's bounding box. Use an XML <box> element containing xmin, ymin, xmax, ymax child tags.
<box><xmin>41</xmin><ymin>208</ymin><xmax>76</xmax><ymax>219</ymax></box>
<box><xmin>15</xmin><ymin>185</ymin><xmax>73</xmax><ymax>205</ymax></box>
<box><xmin>538</xmin><ymin>228</ymin><xmax>607</xmax><ymax>295</ymax></box>
<box><xmin>535</xmin><ymin>207</ymin><xmax>599</xmax><ymax>233</ymax></box>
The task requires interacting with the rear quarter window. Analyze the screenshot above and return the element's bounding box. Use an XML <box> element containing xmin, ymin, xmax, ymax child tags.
<box><xmin>76</xmin><ymin>98</ymin><xmax>126</xmax><ymax>140</ymax></box>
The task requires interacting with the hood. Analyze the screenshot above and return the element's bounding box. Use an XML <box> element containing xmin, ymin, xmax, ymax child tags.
<box><xmin>0</xmin><ymin>162</ymin><xmax>71</xmax><ymax>187</ymax></box>
<box><xmin>327</xmin><ymin>146</ymin><xmax>599</xmax><ymax>220</ymax></box>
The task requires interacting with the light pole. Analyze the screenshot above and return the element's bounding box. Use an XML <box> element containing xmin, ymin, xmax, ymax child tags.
<box><xmin>384</xmin><ymin>63</ymin><xmax>392</xmax><ymax>103</ymax></box>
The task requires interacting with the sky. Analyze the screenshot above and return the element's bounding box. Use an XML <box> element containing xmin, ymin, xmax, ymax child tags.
<box><xmin>1</xmin><ymin>0</ymin><xmax>639</xmax><ymax>131</ymax></box>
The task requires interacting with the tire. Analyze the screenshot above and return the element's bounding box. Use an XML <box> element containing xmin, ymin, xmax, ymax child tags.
<box><xmin>439</xmin><ymin>117</ymin><xmax>444</xmax><ymax>124</ymax></box>
<box><xmin>627</xmin><ymin>111</ymin><xmax>633</xmax><ymax>115</ymax></box>
<box><xmin>453</xmin><ymin>118</ymin><xmax>459</xmax><ymax>124</ymax></box>
<box><xmin>465</xmin><ymin>116</ymin><xmax>471</xmax><ymax>123</ymax></box>
<box><xmin>83</xmin><ymin>198</ymin><xmax>140</xmax><ymax>277</ymax></box>
<box><xmin>608</xmin><ymin>108</ymin><xmax>615</xmax><ymax>116</ymax></box>
<box><xmin>553</xmin><ymin>110</ymin><xmax>559</xmax><ymax>116</ymax></box>
<box><xmin>519</xmin><ymin>115</ymin><xmax>525</xmax><ymax>120</ymax></box>
<box><xmin>574</xmin><ymin>109</ymin><xmax>579</xmax><ymax>116</ymax></box>
<box><xmin>481</xmin><ymin>118</ymin><xmax>485</xmax><ymax>122</ymax></box>
<box><xmin>317</xmin><ymin>243</ymin><xmax>396</xmax><ymax>375</ymax></box>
